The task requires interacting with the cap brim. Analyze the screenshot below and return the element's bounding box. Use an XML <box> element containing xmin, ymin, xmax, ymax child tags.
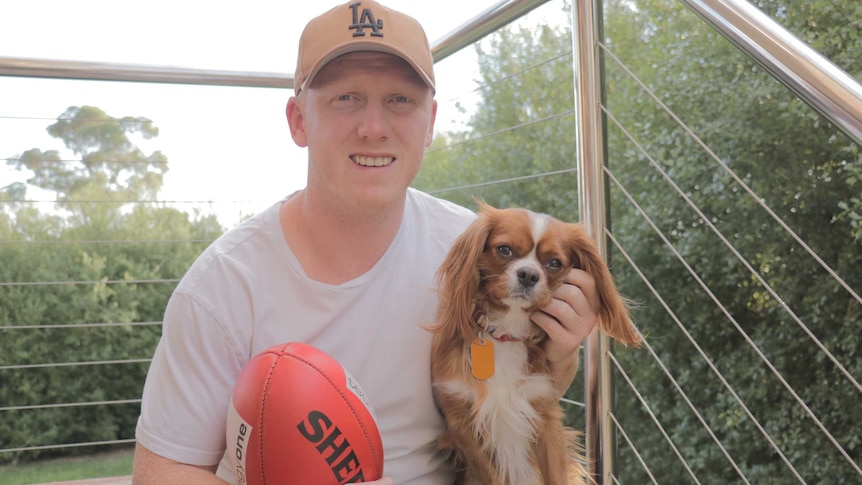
<box><xmin>297</xmin><ymin>43</ymin><xmax>435</xmax><ymax>94</ymax></box>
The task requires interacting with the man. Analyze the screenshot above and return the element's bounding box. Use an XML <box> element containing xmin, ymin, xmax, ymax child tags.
<box><xmin>132</xmin><ymin>1</ymin><xmax>599</xmax><ymax>483</ymax></box>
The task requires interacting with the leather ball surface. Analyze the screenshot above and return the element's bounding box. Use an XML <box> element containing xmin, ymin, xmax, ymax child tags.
<box><xmin>225</xmin><ymin>342</ymin><xmax>383</xmax><ymax>484</ymax></box>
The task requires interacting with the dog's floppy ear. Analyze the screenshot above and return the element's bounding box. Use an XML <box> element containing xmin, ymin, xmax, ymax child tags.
<box><xmin>433</xmin><ymin>207</ymin><xmax>493</xmax><ymax>343</ymax></box>
<box><xmin>569</xmin><ymin>225</ymin><xmax>642</xmax><ymax>348</ymax></box>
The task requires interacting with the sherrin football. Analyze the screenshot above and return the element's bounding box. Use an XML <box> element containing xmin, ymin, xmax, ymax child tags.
<box><xmin>225</xmin><ymin>342</ymin><xmax>384</xmax><ymax>484</ymax></box>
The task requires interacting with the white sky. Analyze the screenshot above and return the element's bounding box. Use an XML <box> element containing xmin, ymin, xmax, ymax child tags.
<box><xmin>0</xmin><ymin>0</ymin><xmax>568</xmax><ymax>227</ymax></box>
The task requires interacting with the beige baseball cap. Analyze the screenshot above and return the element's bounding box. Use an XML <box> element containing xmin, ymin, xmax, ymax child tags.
<box><xmin>294</xmin><ymin>0</ymin><xmax>436</xmax><ymax>95</ymax></box>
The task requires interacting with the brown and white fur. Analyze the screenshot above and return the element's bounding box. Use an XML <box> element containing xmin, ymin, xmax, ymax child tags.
<box><xmin>429</xmin><ymin>202</ymin><xmax>641</xmax><ymax>485</ymax></box>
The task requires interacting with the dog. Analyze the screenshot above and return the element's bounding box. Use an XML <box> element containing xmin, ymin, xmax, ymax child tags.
<box><xmin>429</xmin><ymin>202</ymin><xmax>641</xmax><ymax>485</ymax></box>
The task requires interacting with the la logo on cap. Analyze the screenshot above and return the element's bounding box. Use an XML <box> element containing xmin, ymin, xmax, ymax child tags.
<box><xmin>349</xmin><ymin>2</ymin><xmax>383</xmax><ymax>38</ymax></box>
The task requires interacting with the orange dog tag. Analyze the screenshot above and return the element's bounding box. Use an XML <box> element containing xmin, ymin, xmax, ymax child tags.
<box><xmin>470</xmin><ymin>337</ymin><xmax>494</xmax><ymax>380</ymax></box>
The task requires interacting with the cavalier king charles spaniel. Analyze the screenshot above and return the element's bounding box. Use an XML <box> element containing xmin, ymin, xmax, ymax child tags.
<box><xmin>429</xmin><ymin>202</ymin><xmax>641</xmax><ymax>485</ymax></box>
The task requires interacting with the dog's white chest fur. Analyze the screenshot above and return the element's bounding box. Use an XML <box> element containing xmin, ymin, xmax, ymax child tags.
<box><xmin>444</xmin><ymin>341</ymin><xmax>556</xmax><ymax>484</ymax></box>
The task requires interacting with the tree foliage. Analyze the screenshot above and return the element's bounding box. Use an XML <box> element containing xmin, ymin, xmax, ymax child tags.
<box><xmin>415</xmin><ymin>0</ymin><xmax>861</xmax><ymax>482</ymax></box>
<box><xmin>0</xmin><ymin>107</ymin><xmax>222</xmax><ymax>464</ymax></box>
<box><xmin>417</xmin><ymin>18</ymin><xmax>580</xmax><ymax>220</ymax></box>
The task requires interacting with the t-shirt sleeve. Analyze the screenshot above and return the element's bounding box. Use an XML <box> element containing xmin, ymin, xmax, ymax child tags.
<box><xmin>135</xmin><ymin>290</ymin><xmax>245</xmax><ymax>466</ymax></box>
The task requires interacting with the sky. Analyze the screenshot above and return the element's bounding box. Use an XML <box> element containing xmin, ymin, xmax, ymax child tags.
<box><xmin>0</xmin><ymin>0</ymin><xmax>568</xmax><ymax>227</ymax></box>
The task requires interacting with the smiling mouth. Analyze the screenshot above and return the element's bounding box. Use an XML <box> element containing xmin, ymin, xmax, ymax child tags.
<box><xmin>352</xmin><ymin>155</ymin><xmax>394</xmax><ymax>167</ymax></box>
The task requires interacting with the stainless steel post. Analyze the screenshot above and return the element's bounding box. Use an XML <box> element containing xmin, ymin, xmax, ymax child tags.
<box><xmin>572</xmin><ymin>0</ymin><xmax>612</xmax><ymax>483</ymax></box>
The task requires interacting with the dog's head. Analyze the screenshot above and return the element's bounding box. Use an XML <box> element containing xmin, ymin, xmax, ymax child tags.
<box><xmin>436</xmin><ymin>201</ymin><xmax>641</xmax><ymax>347</ymax></box>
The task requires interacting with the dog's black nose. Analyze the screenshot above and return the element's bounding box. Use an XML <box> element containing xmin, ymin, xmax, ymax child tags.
<box><xmin>517</xmin><ymin>268</ymin><xmax>540</xmax><ymax>288</ymax></box>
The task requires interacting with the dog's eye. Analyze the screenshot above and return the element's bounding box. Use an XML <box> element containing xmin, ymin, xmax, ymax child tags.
<box><xmin>496</xmin><ymin>245</ymin><xmax>514</xmax><ymax>258</ymax></box>
<box><xmin>546</xmin><ymin>258</ymin><xmax>563</xmax><ymax>270</ymax></box>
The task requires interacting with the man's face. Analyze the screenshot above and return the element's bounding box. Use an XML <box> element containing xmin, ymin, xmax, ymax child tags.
<box><xmin>289</xmin><ymin>51</ymin><xmax>437</xmax><ymax>211</ymax></box>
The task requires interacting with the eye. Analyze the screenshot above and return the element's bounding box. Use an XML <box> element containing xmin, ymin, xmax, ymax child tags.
<box><xmin>333</xmin><ymin>93</ymin><xmax>360</xmax><ymax>104</ymax></box>
<box><xmin>496</xmin><ymin>245</ymin><xmax>514</xmax><ymax>258</ymax></box>
<box><xmin>545</xmin><ymin>258</ymin><xmax>563</xmax><ymax>270</ymax></box>
<box><xmin>388</xmin><ymin>94</ymin><xmax>415</xmax><ymax>113</ymax></box>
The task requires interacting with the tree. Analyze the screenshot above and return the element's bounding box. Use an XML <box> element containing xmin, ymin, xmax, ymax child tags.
<box><xmin>417</xmin><ymin>18</ymin><xmax>580</xmax><ymax>220</ymax></box>
<box><xmin>7</xmin><ymin>106</ymin><xmax>168</xmax><ymax>229</ymax></box>
<box><xmin>0</xmin><ymin>106</ymin><xmax>222</xmax><ymax>464</ymax></box>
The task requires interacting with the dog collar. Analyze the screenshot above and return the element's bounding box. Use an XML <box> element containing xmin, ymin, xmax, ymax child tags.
<box><xmin>472</xmin><ymin>308</ymin><xmax>525</xmax><ymax>343</ymax></box>
<box><xmin>488</xmin><ymin>331</ymin><xmax>524</xmax><ymax>343</ymax></box>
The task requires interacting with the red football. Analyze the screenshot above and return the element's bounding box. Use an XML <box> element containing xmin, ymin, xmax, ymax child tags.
<box><xmin>225</xmin><ymin>342</ymin><xmax>384</xmax><ymax>484</ymax></box>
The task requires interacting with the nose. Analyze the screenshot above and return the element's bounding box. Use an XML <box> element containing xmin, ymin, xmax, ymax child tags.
<box><xmin>358</xmin><ymin>101</ymin><xmax>389</xmax><ymax>140</ymax></box>
<box><xmin>517</xmin><ymin>268</ymin><xmax>540</xmax><ymax>288</ymax></box>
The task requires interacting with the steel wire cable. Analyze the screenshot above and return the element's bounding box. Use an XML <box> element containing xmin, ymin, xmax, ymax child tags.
<box><xmin>599</xmin><ymin>40</ymin><xmax>862</xmax><ymax>309</ymax></box>
<box><xmin>608</xmin><ymin>231</ymin><xmax>751</xmax><ymax>483</ymax></box>
<box><xmin>604</xmin><ymin>106</ymin><xmax>862</xmax><ymax>473</ymax></box>
<box><xmin>0</xmin><ymin>399</ymin><xmax>141</xmax><ymax>413</ymax></box>
<box><xmin>0</xmin><ymin>439</ymin><xmax>137</xmax><ymax>455</ymax></box>
<box><xmin>608</xmin><ymin>352</ymin><xmax>702</xmax><ymax>484</ymax></box>
<box><xmin>606</xmin><ymin>165</ymin><xmax>843</xmax><ymax>480</ymax></box>
<box><xmin>609</xmin><ymin>412</ymin><xmax>660</xmax><ymax>485</ymax></box>
<box><xmin>603</xmin><ymin>107</ymin><xmax>861</xmax><ymax>393</ymax></box>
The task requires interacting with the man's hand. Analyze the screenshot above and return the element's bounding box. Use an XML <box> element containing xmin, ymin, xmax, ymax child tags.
<box><xmin>531</xmin><ymin>268</ymin><xmax>600</xmax><ymax>394</ymax></box>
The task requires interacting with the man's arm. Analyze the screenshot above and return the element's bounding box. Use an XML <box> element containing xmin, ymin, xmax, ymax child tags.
<box><xmin>133</xmin><ymin>442</ymin><xmax>399</xmax><ymax>485</ymax></box>
<box><xmin>132</xmin><ymin>442</ymin><xmax>228</xmax><ymax>485</ymax></box>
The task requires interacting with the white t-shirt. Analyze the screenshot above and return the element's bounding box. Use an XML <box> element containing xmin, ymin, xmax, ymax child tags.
<box><xmin>135</xmin><ymin>188</ymin><xmax>475</xmax><ymax>484</ymax></box>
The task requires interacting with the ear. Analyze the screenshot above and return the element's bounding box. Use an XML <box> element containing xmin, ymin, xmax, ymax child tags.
<box><xmin>435</xmin><ymin>212</ymin><xmax>492</xmax><ymax>343</ymax></box>
<box><xmin>570</xmin><ymin>225</ymin><xmax>642</xmax><ymax>348</ymax></box>
<box><xmin>286</xmin><ymin>96</ymin><xmax>308</xmax><ymax>148</ymax></box>
<box><xmin>425</xmin><ymin>99</ymin><xmax>438</xmax><ymax>148</ymax></box>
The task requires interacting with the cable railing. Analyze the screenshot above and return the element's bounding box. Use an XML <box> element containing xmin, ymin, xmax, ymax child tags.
<box><xmin>587</xmin><ymin>0</ymin><xmax>862</xmax><ymax>482</ymax></box>
<box><xmin>605</xmin><ymin>168</ymin><xmax>815</xmax><ymax>482</ymax></box>
<box><xmin>679</xmin><ymin>0</ymin><xmax>862</xmax><ymax>146</ymax></box>
<box><xmin>609</xmin><ymin>127</ymin><xmax>862</xmax><ymax>476</ymax></box>
<box><xmin>1</xmin><ymin>0</ymin><xmax>860</xmax><ymax>483</ymax></box>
